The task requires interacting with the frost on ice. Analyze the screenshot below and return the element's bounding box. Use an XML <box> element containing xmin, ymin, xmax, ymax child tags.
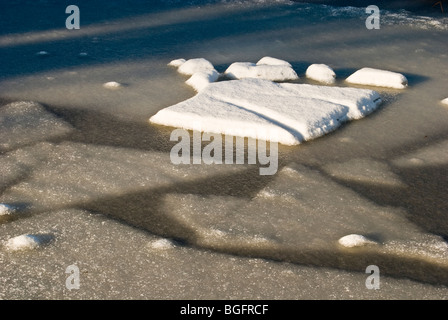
<box><xmin>0</xmin><ymin>101</ymin><xmax>73</xmax><ymax>151</ymax></box>
<box><xmin>346</xmin><ymin>67</ymin><xmax>408</xmax><ymax>89</ymax></box>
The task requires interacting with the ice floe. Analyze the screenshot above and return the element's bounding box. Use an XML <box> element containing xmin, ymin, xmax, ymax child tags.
<box><xmin>150</xmin><ymin>76</ymin><xmax>382</xmax><ymax>145</ymax></box>
<box><xmin>305</xmin><ymin>64</ymin><xmax>336</xmax><ymax>84</ymax></box>
<box><xmin>346</xmin><ymin>67</ymin><xmax>408</xmax><ymax>89</ymax></box>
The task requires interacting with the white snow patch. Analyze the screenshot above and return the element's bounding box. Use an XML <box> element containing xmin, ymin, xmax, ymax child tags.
<box><xmin>305</xmin><ymin>64</ymin><xmax>336</xmax><ymax>84</ymax></box>
<box><xmin>149</xmin><ymin>238</ymin><xmax>175</xmax><ymax>250</ymax></box>
<box><xmin>338</xmin><ymin>234</ymin><xmax>378</xmax><ymax>248</ymax></box>
<box><xmin>185</xmin><ymin>69</ymin><xmax>220</xmax><ymax>92</ymax></box>
<box><xmin>168</xmin><ymin>58</ymin><xmax>186</xmax><ymax>68</ymax></box>
<box><xmin>0</xmin><ymin>204</ymin><xmax>13</xmax><ymax>216</ymax></box>
<box><xmin>346</xmin><ymin>67</ymin><xmax>408</xmax><ymax>89</ymax></box>
<box><xmin>256</xmin><ymin>56</ymin><xmax>292</xmax><ymax>67</ymax></box>
<box><xmin>150</xmin><ymin>77</ymin><xmax>381</xmax><ymax>145</ymax></box>
<box><xmin>225</xmin><ymin>62</ymin><xmax>299</xmax><ymax>82</ymax></box>
<box><xmin>0</xmin><ymin>101</ymin><xmax>73</xmax><ymax>151</ymax></box>
<box><xmin>35</xmin><ymin>51</ymin><xmax>49</xmax><ymax>56</ymax></box>
<box><xmin>4</xmin><ymin>234</ymin><xmax>52</xmax><ymax>251</ymax></box>
<box><xmin>177</xmin><ymin>58</ymin><xmax>216</xmax><ymax>76</ymax></box>
<box><xmin>103</xmin><ymin>81</ymin><xmax>122</xmax><ymax>89</ymax></box>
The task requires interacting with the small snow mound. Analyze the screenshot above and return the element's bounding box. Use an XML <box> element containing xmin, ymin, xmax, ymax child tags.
<box><xmin>441</xmin><ymin>98</ymin><xmax>448</xmax><ymax>105</ymax></box>
<box><xmin>103</xmin><ymin>81</ymin><xmax>122</xmax><ymax>89</ymax></box>
<box><xmin>4</xmin><ymin>234</ymin><xmax>53</xmax><ymax>251</ymax></box>
<box><xmin>306</xmin><ymin>64</ymin><xmax>336</xmax><ymax>84</ymax></box>
<box><xmin>346</xmin><ymin>67</ymin><xmax>408</xmax><ymax>89</ymax></box>
<box><xmin>0</xmin><ymin>204</ymin><xmax>13</xmax><ymax>216</ymax></box>
<box><xmin>168</xmin><ymin>58</ymin><xmax>186</xmax><ymax>68</ymax></box>
<box><xmin>225</xmin><ymin>62</ymin><xmax>298</xmax><ymax>82</ymax></box>
<box><xmin>186</xmin><ymin>69</ymin><xmax>220</xmax><ymax>92</ymax></box>
<box><xmin>178</xmin><ymin>58</ymin><xmax>215</xmax><ymax>76</ymax></box>
<box><xmin>256</xmin><ymin>56</ymin><xmax>292</xmax><ymax>67</ymax></box>
<box><xmin>149</xmin><ymin>238</ymin><xmax>174</xmax><ymax>250</ymax></box>
<box><xmin>338</xmin><ymin>234</ymin><xmax>377</xmax><ymax>248</ymax></box>
<box><xmin>36</xmin><ymin>51</ymin><xmax>49</xmax><ymax>56</ymax></box>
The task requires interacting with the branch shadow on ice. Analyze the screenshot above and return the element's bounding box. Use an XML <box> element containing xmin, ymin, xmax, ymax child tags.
<box><xmin>75</xmin><ymin>165</ymin><xmax>275</xmax><ymax>244</ymax></box>
<box><xmin>41</xmin><ymin>104</ymin><xmax>176</xmax><ymax>154</ymax></box>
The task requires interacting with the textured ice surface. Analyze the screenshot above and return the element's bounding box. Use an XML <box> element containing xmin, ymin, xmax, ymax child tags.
<box><xmin>150</xmin><ymin>78</ymin><xmax>382</xmax><ymax>145</ymax></box>
<box><xmin>322</xmin><ymin>158</ymin><xmax>406</xmax><ymax>187</ymax></box>
<box><xmin>0</xmin><ymin>101</ymin><xmax>73</xmax><ymax>151</ymax></box>
<box><xmin>161</xmin><ymin>163</ymin><xmax>448</xmax><ymax>264</ymax></box>
<box><xmin>306</xmin><ymin>64</ymin><xmax>336</xmax><ymax>84</ymax></box>
<box><xmin>0</xmin><ymin>142</ymin><xmax>246</xmax><ymax>212</ymax></box>
<box><xmin>346</xmin><ymin>67</ymin><xmax>408</xmax><ymax>89</ymax></box>
<box><xmin>392</xmin><ymin>139</ymin><xmax>448</xmax><ymax>168</ymax></box>
<box><xmin>1</xmin><ymin>209</ymin><xmax>447</xmax><ymax>299</ymax></box>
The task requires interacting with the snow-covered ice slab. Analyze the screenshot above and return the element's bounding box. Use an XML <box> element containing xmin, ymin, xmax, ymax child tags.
<box><xmin>150</xmin><ymin>78</ymin><xmax>382</xmax><ymax>145</ymax></box>
<box><xmin>346</xmin><ymin>67</ymin><xmax>408</xmax><ymax>89</ymax></box>
<box><xmin>0</xmin><ymin>101</ymin><xmax>73</xmax><ymax>151</ymax></box>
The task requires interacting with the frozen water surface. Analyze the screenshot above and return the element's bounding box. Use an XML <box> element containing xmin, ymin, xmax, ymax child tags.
<box><xmin>0</xmin><ymin>0</ymin><xmax>448</xmax><ymax>299</ymax></box>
